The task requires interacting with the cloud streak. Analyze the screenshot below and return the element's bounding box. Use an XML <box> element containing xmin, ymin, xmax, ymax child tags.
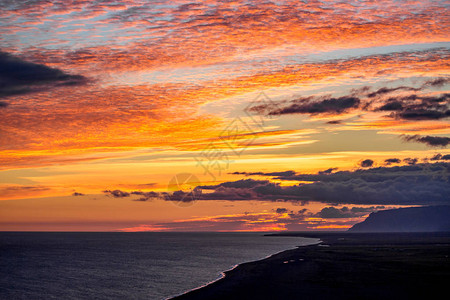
<box><xmin>107</xmin><ymin>162</ymin><xmax>450</xmax><ymax>206</ymax></box>
<box><xmin>250</xmin><ymin>80</ymin><xmax>449</xmax><ymax>121</ymax></box>
<box><xmin>0</xmin><ymin>51</ymin><xmax>88</xmax><ymax>98</ymax></box>
<box><xmin>402</xmin><ymin>135</ymin><xmax>450</xmax><ymax>147</ymax></box>
<box><xmin>252</xmin><ymin>96</ymin><xmax>360</xmax><ymax>116</ymax></box>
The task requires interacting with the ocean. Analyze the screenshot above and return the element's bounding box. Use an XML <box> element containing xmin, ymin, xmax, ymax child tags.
<box><xmin>0</xmin><ymin>232</ymin><xmax>318</xmax><ymax>299</ymax></box>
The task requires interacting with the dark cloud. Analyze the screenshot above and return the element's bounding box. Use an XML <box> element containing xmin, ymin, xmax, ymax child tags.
<box><xmin>252</xmin><ymin>163</ymin><xmax>447</xmax><ymax>205</ymax></box>
<box><xmin>230</xmin><ymin>171</ymin><xmax>296</xmax><ymax>177</ymax></box>
<box><xmin>102</xmin><ymin>188</ymin><xmax>195</xmax><ymax>202</ymax></box>
<box><xmin>326</xmin><ymin>120</ymin><xmax>342</xmax><ymax>124</ymax></box>
<box><xmin>261</xmin><ymin>170</ymin><xmax>297</xmax><ymax>177</ymax></box>
<box><xmin>367</xmin><ymin>86</ymin><xmax>419</xmax><ymax>98</ymax></box>
<box><xmin>318</xmin><ymin>168</ymin><xmax>338</xmax><ymax>174</ymax></box>
<box><xmin>422</xmin><ymin>77</ymin><xmax>450</xmax><ymax>87</ymax></box>
<box><xmin>199</xmin><ymin>186</ymin><xmax>259</xmax><ymax>201</ymax></box>
<box><xmin>230</xmin><ymin>170</ymin><xmax>307</xmax><ymax>183</ymax></box>
<box><xmin>231</xmin><ymin>172</ymin><xmax>253</xmax><ymax>175</ymax></box>
<box><xmin>315</xmin><ymin>206</ymin><xmax>352</xmax><ymax>218</ymax></box>
<box><xmin>0</xmin><ymin>101</ymin><xmax>8</xmax><ymax>108</ymax></box>
<box><xmin>0</xmin><ymin>51</ymin><xmax>88</xmax><ymax>98</ymax></box>
<box><xmin>199</xmin><ymin>179</ymin><xmax>269</xmax><ymax>189</ymax></box>
<box><xmin>107</xmin><ymin>162</ymin><xmax>450</xmax><ymax>206</ymax></box>
<box><xmin>402</xmin><ymin>135</ymin><xmax>450</xmax><ymax>147</ymax></box>
<box><xmin>430</xmin><ymin>154</ymin><xmax>443</xmax><ymax>161</ymax></box>
<box><xmin>350</xmin><ymin>206</ymin><xmax>386</xmax><ymax>213</ymax></box>
<box><xmin>381</xmin><ymin>93</ymin><xmax>450</xmax><ymax>120</ymax></box>
<box><xmin>72</xmin><ymin>192</ymin><xmax>85</xmax><ymax>196</ymax></box>
<box><xmin>378</xmin><ymin>101</ymin><xmax>403</xmax><ymax>111</ymax></box>
<box><xmin>286</xmin><ymin>163</ymin><xmax>450</xmax><ymax>205</ymax></box>
<box><xmin>248</xmin><ymin>81</ymin><xmax>449</xmax><ymax>122</ymax></box>
<box><xmin>384</xmin><ymin>158</ymin><xmax>401</xmax><ymax>165</ymax></box>
<box><xmin>103</xmin><ymin>189</ymin><xmax>130</xmax><ymax>198</ymax></box>
<box><xmin>360</xmin><ymin>159</ymin><xmax>374</xmax><ymax>168</ymax></box>
<box><xmin>403</xmin><ymin>158</ymin><xmax>418</xmax><ymax>165</ymax></box>
<box><xmin>250</xmin><ymin>95</ymin><xmax>360</xmax><ymax>116</ymax></box>
<box><xmin>167</xmin><ymin>190</ymin><xmax>200</xmax><ymax>202</ymax></box>
<box><xmin>130</xmin><ymin>191</ymin><xmax>159</xmax><ymax>201</ymax></box>
<box><xmin>275</xmin><ymin>208</ymin><xmax>289</xmax><ymax>214</ymax></box>
<box><xmin>394</xmin><ymin>108</ymin><xmax>449</xmax><ymax>120</ymax></box>
<box><xmin>314</xmin><ymin>206</ymin><xmax>385</xmax><ymax>219</ymax></box>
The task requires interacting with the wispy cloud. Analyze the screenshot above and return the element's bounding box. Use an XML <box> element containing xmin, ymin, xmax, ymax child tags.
<box><xmin>402</xmin><ymin>135</ymin><xmax>450</xmax><ymax>147</ymax></box>
<box><xmin>0</xmin><ymin>185</ymin><xmax>51</xmax><ymax>200</ymax></box>
<box><xmin>117</xmin><ymin>204</ymin><xmax>390</xmax><ymax>232</ymax></box>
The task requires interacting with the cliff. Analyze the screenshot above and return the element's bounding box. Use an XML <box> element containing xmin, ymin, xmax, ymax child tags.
<box><xmin>348</xmin><ymin>206</ymin><xmax>450</xmax><ymax>232</ymax></box>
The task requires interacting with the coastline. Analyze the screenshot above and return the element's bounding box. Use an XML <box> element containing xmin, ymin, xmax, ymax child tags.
<box><xmin>170</xmin><ymin>232</ymin><xmax>450</xmax><ymax>300</ymax></box>
<box><xmin>166</xmin><ymin>236</ymin><xmax>321</xmax><ymax>300</ymax></box>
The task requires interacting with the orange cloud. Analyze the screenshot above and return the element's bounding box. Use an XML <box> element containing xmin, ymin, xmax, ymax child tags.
<box><xmin>1</xmin><ymin>48</ymin><xmax>448</xmax><ymax>169</ymax></box>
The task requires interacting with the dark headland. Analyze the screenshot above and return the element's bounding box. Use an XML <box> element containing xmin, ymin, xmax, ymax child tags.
<box><xmin>348</xmin><ymin>206</ymin><xmax>450</xmax><ymax>232</ymax></box>
<box><xmin>171</xmin><ymin>207</ymin><xmax>450</xmax><ymax>300</ymax></box>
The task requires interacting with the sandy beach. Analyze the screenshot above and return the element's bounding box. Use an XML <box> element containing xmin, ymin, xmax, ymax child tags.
<box><xmin>171</xmin><ymin>232</ymin><xmax>450</xmax><ymax>300</ymax></box>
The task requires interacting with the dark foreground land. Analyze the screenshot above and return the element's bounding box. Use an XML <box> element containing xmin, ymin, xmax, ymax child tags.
<box><xmin>171</xmin><ymin>232</ymin><xmax>450</xmax><ymax>300</ymax></box>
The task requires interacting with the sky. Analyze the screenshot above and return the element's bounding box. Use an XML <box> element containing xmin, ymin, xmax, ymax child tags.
<box><xmin>0</xmin><ymin>0</ymin><xmax>449</xmax><ymax>232</ymax></box>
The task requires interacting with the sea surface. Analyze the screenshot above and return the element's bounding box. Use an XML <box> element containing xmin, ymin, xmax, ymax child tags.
<box><xmin>0</xmin><ymin>232</ymin><xmax>318</xmax><ymax>299</ymax></box>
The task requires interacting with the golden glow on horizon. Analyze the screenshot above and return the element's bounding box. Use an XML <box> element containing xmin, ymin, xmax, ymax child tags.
<box><xmin>0</xmin><ymin>0</ymin><xmax>448</xmax><ymax>231</ymax></box>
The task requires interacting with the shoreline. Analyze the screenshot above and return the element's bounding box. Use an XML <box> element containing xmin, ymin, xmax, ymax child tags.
<box><xmin>166</xmin><ymin>236</ymin><xmax>321</xmax><ymax>300</ymax></box>
<box><xmin>170</xmin><ymin>232</ymin><xmax>450</xmax><ymax>300</ymax></box>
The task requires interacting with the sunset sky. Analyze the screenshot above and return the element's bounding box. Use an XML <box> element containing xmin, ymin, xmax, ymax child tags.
<box><xmin>0</xmin><ymin>0</ymin><xmax>449</xmax><ymax>231</ymax></box>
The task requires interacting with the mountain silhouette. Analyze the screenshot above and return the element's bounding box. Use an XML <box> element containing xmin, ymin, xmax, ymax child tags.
<box><xmin>349</xmin><ymin>206</ymin><xmax>450</xmax><ymax>232</ymax></box>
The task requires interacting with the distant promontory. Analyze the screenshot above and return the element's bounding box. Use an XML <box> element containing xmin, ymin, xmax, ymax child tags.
<box><xmin>348</xmin><ymin>206</ymin><xmax>450</xmax><ymax>232</ymax></box>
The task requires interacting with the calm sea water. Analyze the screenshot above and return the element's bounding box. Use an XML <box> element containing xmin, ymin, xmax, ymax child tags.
<box><xmin>0</xmin><ymin>232</ymin><xmax>318</xmax><ymax>299</ymax></box>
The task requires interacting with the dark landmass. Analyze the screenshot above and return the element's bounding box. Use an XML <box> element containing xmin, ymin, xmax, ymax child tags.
<box><xmin>171</xmin><ymin>232</ymin><xmax>450</xmax><ymax>300</ymax></box>
<box><xmin>349</xmin><ymin>206</ymin><xmax>450</xmax><ymax>232</ymax></box>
